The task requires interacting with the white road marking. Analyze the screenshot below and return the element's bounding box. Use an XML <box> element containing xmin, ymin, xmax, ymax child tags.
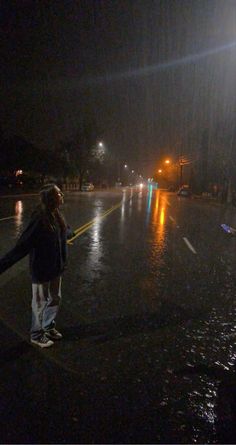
<box><xmin>0</xmin><ymin>215</ymin><xmax>16</xmax><ymax>222</ymax></box>
<box><xmin>169</xmin><ymin>215</ymin><xmax>175</xmax><ymax>223</ymax></box>
<box><xmin>183</xmin><ymin>237</ymin><xmax>197</xmax><ymax>254</ymax></box>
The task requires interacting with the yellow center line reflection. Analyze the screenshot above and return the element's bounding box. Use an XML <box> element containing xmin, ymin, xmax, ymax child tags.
<box><xmin>160</xmin><ymin>207</ymin><xmax>165</xmax><ymax>225</ymax></box>
<box><xmin>67</xmin><ymin>200</ymin><xmax>123</xmax><ymax>245</ymax></box>
<box><xmin>152</xmin><ymin>191</ymin><xmax>167</xmax><ymax>244</ymax></box>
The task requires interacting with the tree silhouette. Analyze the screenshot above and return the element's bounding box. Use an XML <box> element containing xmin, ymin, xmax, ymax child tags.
<box><xmin>60</xmin><ymin>114</ymin><xmax>100</xmax><ymax>189</ymax></box>
<box><xmin>0</xmin><ymin>135</ymin><xmax>38</xmax><ymax>174</ymax></box>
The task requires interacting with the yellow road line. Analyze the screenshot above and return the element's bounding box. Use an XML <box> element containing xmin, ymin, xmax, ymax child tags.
<box><xmin>67</xmin><ymin>200</ymin><xmax>123</xmax><ymax>245</ymax></box>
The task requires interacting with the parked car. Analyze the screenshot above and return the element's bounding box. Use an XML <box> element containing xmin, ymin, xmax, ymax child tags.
<box><xmin>81</xmin><ymin>182</ymin><xmax>94</xmax><ymax>191</ymax></box>
<box><xmin>177</xmin><ymin>185</ymin><xmax>192</xmax><ymax>197</ymax></box>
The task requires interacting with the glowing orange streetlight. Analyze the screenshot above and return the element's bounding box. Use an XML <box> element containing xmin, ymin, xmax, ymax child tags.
<box><xmin>158</xmin><ymin>169</ymin><xmax>162</xmax><ymax>173</ymax></box>
<box><xmin>165</xmin><ymin>159</ymin><xmax>170</xmax><ymax>165</ymax></box>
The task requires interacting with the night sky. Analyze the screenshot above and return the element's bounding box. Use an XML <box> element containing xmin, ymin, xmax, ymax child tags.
<box><xmin>1</xmin><ymin>0</ymin><xmax>236</xmax><ymax>176</ymax></box>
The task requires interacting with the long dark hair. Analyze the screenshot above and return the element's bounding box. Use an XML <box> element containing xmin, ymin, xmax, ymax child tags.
<box><xmin>35</xmin><ymin>183</ymin><xmax>66</xmax><ymax>232</ymax></box>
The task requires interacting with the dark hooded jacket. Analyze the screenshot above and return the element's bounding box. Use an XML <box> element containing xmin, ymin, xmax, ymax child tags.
<box><xmin>0</xmin><ymin>210</ymin><xmax>73</xmax><ymax>283</ymax></box>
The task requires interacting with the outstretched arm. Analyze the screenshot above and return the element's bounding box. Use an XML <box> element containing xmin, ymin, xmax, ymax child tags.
<box><xmin>0</xmin><ymin>217</ymin><xmax>40</xmax><ymax>274</ymax></box>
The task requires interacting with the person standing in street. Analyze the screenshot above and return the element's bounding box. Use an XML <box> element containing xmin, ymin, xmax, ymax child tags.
<box><xmin>0</xmin><ymin>183</ymin><xmax>74</xmax><ymax>348</ymax></box>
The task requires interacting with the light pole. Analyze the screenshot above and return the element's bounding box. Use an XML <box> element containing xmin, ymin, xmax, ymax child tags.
<box><xmin>179</xmin><ymin>156</ymin><xmax>192</xmax><ymax>187</ymax></box>
<box><xmin>117</xmin><ymin>160</ymin><xmax>121</xmax><ymax>182</ymax></box>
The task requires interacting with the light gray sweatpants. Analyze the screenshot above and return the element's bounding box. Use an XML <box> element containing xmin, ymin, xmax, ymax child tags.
<box><xmin>30</xmin><ymin>276</ymin><xmax>62</xmax><ymax>340</ymax></box>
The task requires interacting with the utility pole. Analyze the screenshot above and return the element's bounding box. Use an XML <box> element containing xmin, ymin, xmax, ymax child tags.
<box><xmin>180</xmin><ymin>162</ymin><xmax>183</xmax><ymax>186</ymax></box>
<box><xmin>179</xmin><ymin>155</ymin><xmax>192</xmax><ymax>187</ymax></box>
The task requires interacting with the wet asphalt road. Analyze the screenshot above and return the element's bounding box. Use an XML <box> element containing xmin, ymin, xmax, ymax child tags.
<box><xmin>0</xmin><ymin>187</ymin><xmax>236</xmax><ymax>444</ymax></box>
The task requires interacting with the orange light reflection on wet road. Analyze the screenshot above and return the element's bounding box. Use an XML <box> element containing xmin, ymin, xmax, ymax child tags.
<box><xmin>153</xmin><ymin>189</ymin><xmax>160</xmax><ymax>220</ymax></box>
<box><xmin>153</xmin><ymin>191</ymin><xmax>167</xmax><ymax>245</ymax></box>
<box><xmin>160</xmin><ymin>207</ymin><xmax>165</xmax><ymax>225</ymax></box>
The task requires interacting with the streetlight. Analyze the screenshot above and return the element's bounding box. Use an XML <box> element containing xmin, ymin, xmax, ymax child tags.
<box><xmin>124</xmin><ymin>164</ymin><xmax>128</xmax><ymax>169</ymax></box>
<box><xmin>96</xmin><ymin>141</ymin><xmax>105</xmax><ymax>159</ymax></box>
<box><xmin>165</xmin><ymin>159</ymin><xmax>170</xmax><ymax>165</ymax></box>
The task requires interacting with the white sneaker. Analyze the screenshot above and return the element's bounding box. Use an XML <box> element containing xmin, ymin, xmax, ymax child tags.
<box><xmin>45</xmin><ymin>328</ymin><xmax>63</xmax><ymax>340</ymax></box>
<box><xmin>31</xmin><ymin>334</ymin><xmax>54</xmax><ymax>348</ymax></box>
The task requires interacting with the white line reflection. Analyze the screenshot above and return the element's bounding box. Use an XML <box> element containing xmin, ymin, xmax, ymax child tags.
<box><xmin>14</xmin><ymin>200</ymin><xmax>24</xmax><ymax>234</ymax></box>
<box><xmin>88</xmin><ymin>214</ymin><xmax>103</xmax><ymax>271</ymax></box>
<box><xmin>183</xmin><ymin>237</ymin><xmax>197</xmax><ymax>254</ymax></box>
<box><xmin>0</xmin><ymin>216</ymin><xmax>16</xmax><ymax>222</ymax></box>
